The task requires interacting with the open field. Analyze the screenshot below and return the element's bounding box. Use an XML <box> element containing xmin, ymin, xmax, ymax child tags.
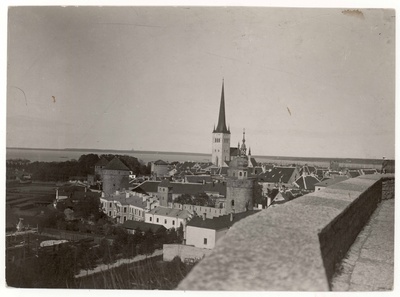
<box><xmin>6</xmin><ymin>182</ymin><xmax>57</xmax><ymax>230</ymax></box>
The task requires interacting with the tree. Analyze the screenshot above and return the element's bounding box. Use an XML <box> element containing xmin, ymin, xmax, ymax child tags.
<box><xmin>174</xmin><ymin>194</ymin><xmax>193</xmax><ymax>205</ymax></box>
<box><xmin>193</xmin><ymin>192</ymin><xmax>209</xmax><ymax>206</ymax></box>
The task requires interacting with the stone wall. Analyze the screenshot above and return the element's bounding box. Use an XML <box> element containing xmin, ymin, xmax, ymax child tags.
<box><xmin>226</xmin><ymin>178</ymin><xmax>254</xmax><ymax>213</ymax></box>
<box><xmin>178</xmin><ymin>174</ymin><xmax>394</xmax><ymax>291</ymax></box>
<box><xmin>102</xmin><ymin>169</ymin><xmax>130</xmax><ymax>195</ymax></box>
<box><xmin>163</xmin><ymin>244</ymin><xmax>212</xmax><ymax>262</ymax></box>
<box><xmin>382</xmin><ymin>177</ymin><xmax>395</xmax><ymax>200</ymax></box>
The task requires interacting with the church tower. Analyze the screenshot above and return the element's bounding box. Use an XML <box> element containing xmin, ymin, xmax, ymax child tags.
<box><xmin>212</xmin><ymin>80</ymin><xmax>231</xmax><ymax>167</ymax></box>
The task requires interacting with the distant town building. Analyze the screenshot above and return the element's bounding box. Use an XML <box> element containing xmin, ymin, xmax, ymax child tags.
<box><xmin>314</xmin><ymin>176</ymin><xmax>349</xmax><ymax>191</ymax></box>
<box><xmin>185</xmin><ymin>211</ymin><xmax>259</xmax><ymax>249</ymax></box>
<box><xmin>257</xmin><ymin>166</ymin><xmax>300</xmax><ymax>194</ymax></box>
<box><xmin>294</xmin><ymin>175</ymin><xmax>321</xmax><ymax>191</ymax></box>
<box><xmin>100</xmin><ymin>191</ymin><xmax>159</xmax><ymax>223</ymax></box>
<box><xmin>151</xmin><ymin>159</ymin><xmax>169</xmax><ymax>178</ymax></box>
<box><xmin>225</xmin><ymin>153</ymin><xmax>255</xmax><ymax>214</ymax></box>
<box><xmin>212</xmin><ymin>80</ymin><xmax>231</xmax><ymax>167</ymax></box>
<box><xmin>145</xmin><ymin>206</ymin><xmax>192</xmax><ymax>231</ymax></box>
<box><xmin>94</xmin><ymin>157</ymin><xmax>109</xmax><ymax>176</ymax></box>
<box><xmin>102</xmin><ymin>157</ymin><xmax>130</xmax><ymax>195</ymax></box>
<box><xmin>121</xmin><ymin>220</ymin><xmax>166</xmax><ymax>235</ymax></box>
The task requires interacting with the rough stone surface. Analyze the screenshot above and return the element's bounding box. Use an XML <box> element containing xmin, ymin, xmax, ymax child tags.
<box><xmin>178</xmin><ymin>175</ymin><xmax>393</xmax><ymax>291</ymax></box>
<box><xmin>178</xmin><ymin>209</ymin><xmax>329</xmax><ymax>290</ymax></box>
<box><xmin>331</xmin><ymin>198</ymin><xmax>394</xmax><ymax>291</ymax></box>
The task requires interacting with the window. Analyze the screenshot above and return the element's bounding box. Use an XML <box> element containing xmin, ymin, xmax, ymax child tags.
<box><xmin>150</xmin><ymin>217</ymin><xmax>152</xmax><ymax>222</ymax></box>
<box><xmin>204</xmin><ymin>238</ymin><xmax>207</xmax><ymax>245</ymax></box>
<box><xmin>231</xmin><ymin>200</ymin><xmax>234</xmax><ymax>206</ymax></box>
<box><xmin>124</xmin><ymin>207</ymin><xmax>127</xmax><ymax>213</ymax></box>
<box><xmin>239</xmin><ymin>172</ymin><xmax>242</xmax><ymax>177</ymax></box>
<box><xmin>108</xmin><ymin>211</ymin><xmax>111</xmax><ymax>216</ymax></box>
<box><xmin>157</xmin><ymin>218</ymin><xmax>159</xmax><ymax>223</ymax></box>
<box><xmin>173</xmin><ymin>220</ymin><xmax>175</xmax><ymax>225</ymax></box>
<box><xmin>124</xmin><ymin>216</ymin><xmax>127</xmax><ymax>222</ymax></box>
<box><xmin>165</xmin><ymin>219</ymin><xmax>167</xmax><ymax>224</ymax></box>
<box><xmin>109</xmin><ymin>203</ymin><xmax>112</xmax><ymax>208</ymax></box>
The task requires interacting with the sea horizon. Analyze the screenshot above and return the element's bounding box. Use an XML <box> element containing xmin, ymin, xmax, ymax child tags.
<box><xmin>6</xmin><ymin>147</ymin><xmax>386</xmax><ymax>169</ymax></box>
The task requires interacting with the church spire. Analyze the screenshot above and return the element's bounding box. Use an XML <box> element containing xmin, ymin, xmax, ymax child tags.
<box><xmin>240</xmin><ymin>128</ymin><xmax>247</xmax><ymax>156</ymax></box>
<box><xmin>214</xmin><ymin>79</ymin><xmax>230</xmax><ymax>134</ymax></box>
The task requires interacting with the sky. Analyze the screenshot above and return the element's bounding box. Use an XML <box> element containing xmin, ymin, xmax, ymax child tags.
<box><xmin>5</xmin><ymin>4</ymin><xmax>396</xmax><ymax>159</ymax></box>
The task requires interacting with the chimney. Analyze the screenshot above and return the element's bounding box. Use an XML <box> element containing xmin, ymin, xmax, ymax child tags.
<box><xmin>202</xmin><ymin>213</ymin><xmax>206</xmax><ymax>221</ymax></box>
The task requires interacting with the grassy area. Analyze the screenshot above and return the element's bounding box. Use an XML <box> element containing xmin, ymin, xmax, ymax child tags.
<box><xmin>6</xmin><ymin>182</ymin><xmax>57</xmax><ymax>230</ymax></box>
<box><xmin>73</xmin><ymin>255</ymin><xmax>194</xmax><ymax>289</ymax></box>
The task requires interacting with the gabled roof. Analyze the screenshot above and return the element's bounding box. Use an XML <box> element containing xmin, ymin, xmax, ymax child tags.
<box><xmin>187</xmin><ymin>210</ymin><xmax>259</xmax><ymax>230</ymax></box>
<box><xmin>314</xmin><ymin>176</ymin><xmax>349</xmax><ymax>187</ymax></box>
<box><xmin>257</xmin><ymin>167</ymin><xmax>297</xmax><ymax>184</ymax></box>
<box><xmin>103</xmin><ymin>193</ymin><xmax>148</xmax><ymax>207</ymax></box>
<box><xmin>132</xmin><ymin>181</ymin><xmax>161</xmax><ymax>194</ymax></box>
<box><xmin>203</xmin><ymin>182</ymin><xmax>227</xmax><ymax>196</ymax></box>
<box><xmin>121</xmin><ymin>220</ymin><xmax>166</xmax><ymax>233</ymax></box>
<box><xmin>294</xmin><ymin>175</ymin><xmax>321</xmax><ymax>190</ymax></box>
<box><xmin>185</xmin><ymin>175</ymin><xmax>213</xmax><ymax>184</ymax></box>
<box><xmin>148</xmin><ymin>206</ymin><xmax>192</xmax><ymax>219</ymax></box>
<box><xmin>103</xmin><ymin>157</ymin><xmax>130</xmax><ymax>171</ymax></box>
<box><xmin>159</xmin><ymin>179</ymin><xmax>172</xmax><ymax>187</ymax></box>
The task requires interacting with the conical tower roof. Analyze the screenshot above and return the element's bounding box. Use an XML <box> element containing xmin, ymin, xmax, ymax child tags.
<box><xmin>104</xmin><ymin>157</ymin><xmax>130</xmax><ymax>171</ymax></box>
<box><xmin>214</xmin><ymin>80</ymin><xmax>230</xmax><ymax>134</ymax></box>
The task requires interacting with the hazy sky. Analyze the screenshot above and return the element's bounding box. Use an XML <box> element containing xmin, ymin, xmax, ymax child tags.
<box><xmin>6</xmin><ymin>6</ymin><xmax>395</xmax><ymax>159</ymax></box>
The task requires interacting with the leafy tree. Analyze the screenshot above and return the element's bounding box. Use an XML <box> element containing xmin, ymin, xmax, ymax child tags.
<box><xmin>174</xmin><ymin>194</ymin><xmax>193</xmax><ymax>205</ymax></box>
<box><xmin>193</xmin><ymin>192</ymin><xmax>209</xmax><ymax>206</ymax></box>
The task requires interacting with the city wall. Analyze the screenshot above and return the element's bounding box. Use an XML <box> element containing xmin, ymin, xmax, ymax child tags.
<box><xmin>178</xmin><ymin>174</ymin><xmax>394</xmax><ymax>291</ymax></box>
<box><xmin>163</xmin><ymin>244</ymin><xmax>212</xmax><ymax>262</ymax></box>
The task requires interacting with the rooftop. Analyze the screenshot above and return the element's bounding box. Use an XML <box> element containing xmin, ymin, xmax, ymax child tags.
<box><xmin>187</xmin><ymin>210</ymin><xmax>259</xmax><ymax>230</ymax></box>
<box><xmin>103</xmin><ymin>157</ymin><xmax>130</xmax><ymax>171</ymax></box>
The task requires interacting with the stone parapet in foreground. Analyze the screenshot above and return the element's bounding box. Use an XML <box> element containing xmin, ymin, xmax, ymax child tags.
<box><xmin>178</xmin><ymin>174</ymin><xmax>394</xmax><ymax>291</ymax></box>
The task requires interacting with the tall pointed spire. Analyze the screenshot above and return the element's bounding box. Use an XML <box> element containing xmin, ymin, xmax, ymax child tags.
<box><xmin>240</xmin><ymin>128</ymin><xmax>247</xmax><ymax>156</ymax></box>
<box><xmin>214</xmin><ymin>79</ymin><xmax>230</xmax><ymax>134</ymax></box>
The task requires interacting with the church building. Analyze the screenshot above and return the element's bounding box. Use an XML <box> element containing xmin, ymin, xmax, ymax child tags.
<box><xmin>212</xmin><ymin>80</ymin><xmax>255</xmax><ymax>168</ymax></box>
<box><xmin>212</xmin><ymin>80</ymin><xmax>231</xmax><ymax>167</ymax></box>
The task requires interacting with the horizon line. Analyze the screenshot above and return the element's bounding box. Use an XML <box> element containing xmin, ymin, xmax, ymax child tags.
<box><xmin>6</xmin><ymin>146</ymin><xmax>390</xmax><ymax>161</ymax></box>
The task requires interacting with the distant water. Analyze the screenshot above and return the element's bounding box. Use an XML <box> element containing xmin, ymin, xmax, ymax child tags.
<box><xmin>6</xmin><ymin>148</ymin><xmax>211</xmax><ymax>164</ymax></box>
<box><xmin>6</xmin><ymin>148</ymin><xmax>383</xmax><ymax>169</ymax></box>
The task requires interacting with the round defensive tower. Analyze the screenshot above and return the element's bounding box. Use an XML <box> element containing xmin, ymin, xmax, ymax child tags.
<box><xmin>226</xmin><ymin>155</ymin><xmax>254</xmax><ymax>214</ymax></box>
<box><xmin>102</xmin><ymin>157</ymin><xmax>130</xmax><ymax>195</ymax></box>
